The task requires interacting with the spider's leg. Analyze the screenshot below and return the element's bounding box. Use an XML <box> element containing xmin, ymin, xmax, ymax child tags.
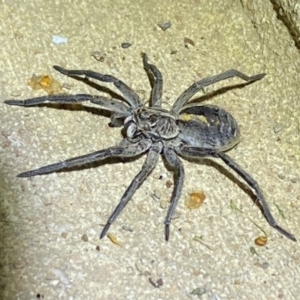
<box><xmin>5</xmin><ymin>94</ymin><xmax>130</xmax><ymax>116</ymax></box>
<box><xmin>142</xmin><ymin>53</ymin><xmax>163</xmax><ymax>108</ymax></box>
<box><xmin>53</xmin><ymin>66</ymin><xmax>142</xmax><ymax>109</ymax></box>
<box><xmin>90</xmin><ymin>96</ymin><xmax>130</xmax><ymax>115</ymax></box>
<box><xmin>100</xmin><ymin>141</ymin><xmax>163</xmax><ymax>239</ymax></box>
<box><xmin>216</xmin><ymin>151</ymin><xmax>296</xmax><ymax>242</ymax></box>
<box><xmin>17</xmin><ymin>139</ymin><xmax>152</xmax><ymax>177</ymax></box>
<box><xmin>5</xmin><ymin>94</ymin><xmax>98</xmax><ymax>106</ymax></box>
<box><xmin>163</xmin><ymin>147</ymin><xmax>185</xmax><ymax>241</ymax></box>
<box><xmin>176</xmin><ymin>145</ymin><xmax>296</xmax><ymax>242</ymax></box>
<box><xmin>172</xmin><ymin>69</ymin><xmax>266</xmax><ymax>113</ymax></box>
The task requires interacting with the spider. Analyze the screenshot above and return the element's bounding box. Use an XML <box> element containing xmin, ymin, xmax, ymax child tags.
<box><xmin>5</xmin><ymin>53</ymin><xmax>296</xmax><ymax>242</ymax></box>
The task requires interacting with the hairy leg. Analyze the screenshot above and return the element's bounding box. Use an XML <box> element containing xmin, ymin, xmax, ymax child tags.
<box><xmin>176</xmin><ymin>145</ymin><xmax>296</xmax><ymax>241</ymax></box>
<box><xmin>172</xmin><ymin>70</ymin><xmax>265</xmax><ymax>113</ymax></box>
<box><xmin>17</xmin><ymin>139</ymin><xmax>152</xmax><ymax>177</ymax></box>
<box><xmin>163</xmin><ymin>147</ymin><xmax>185</xmax><ymax>241</ymax></box>
<box><xmin>100</xmin><ymin>141</ymin><xmax>163</xmax><ymax>238</ymax></box>
<box><xmin>54</xmin><ymin>66</ymin><xmax>142</xmax><ymax>108</ymax></box>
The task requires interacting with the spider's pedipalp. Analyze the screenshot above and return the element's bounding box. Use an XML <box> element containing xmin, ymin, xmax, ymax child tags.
<box><xmin>142</xmin><ymin>53</ymin><xmax>163</xmax><ymax>108</ymax></box>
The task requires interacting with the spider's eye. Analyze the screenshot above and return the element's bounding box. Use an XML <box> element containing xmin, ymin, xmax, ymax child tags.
<box><xmin>149</xmin><ymin>115</ymin><xmax>158</xmax><ymax>124</ymax></box>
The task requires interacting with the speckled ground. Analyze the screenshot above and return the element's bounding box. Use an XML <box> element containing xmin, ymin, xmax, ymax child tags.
<box><xmin>0</xmin><ymin>1</ymin><xmax>299</xmax><ymax>299</ymax></box>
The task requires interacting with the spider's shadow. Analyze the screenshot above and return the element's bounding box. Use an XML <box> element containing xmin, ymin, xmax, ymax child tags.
<box><xmin>166</xmin><ymin>154</ymin><xmax>260</xmax><ymax>213</ymax></box>
<box><xmin>186</xmin><ymin>80</ymin><xmax>258</xmax><ymax>106</ymax></box>
<box><xmin>37</xmin><ymin>72</ymin><xmax>256</xmax><ymax>118</ymax></box>
<box><xmin>54</xmin><ymin>150</ymin><xmax>261</xmax><ymax>217</ymax></box>
<box><xmin>34</xmin><ymin>74</ymin><xmax>261</xmax><ymax>207</ymax></box>
<box><xmin>54</xmin><ymin>153</ymin><xmax>144</xmax><ymax>174</ymax></box>
<box><xmin>36</xmin><ymin>75</ymin><xmax>127</xmax><ymax>122</ymax></box>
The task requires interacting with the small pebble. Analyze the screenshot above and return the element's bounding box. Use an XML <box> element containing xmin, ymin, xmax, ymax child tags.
<box><xmin>81</xmin><ymin>233</ymin><xmax>88</xmax><ymax>242</ymax></box>
<box><xmin>291</xmin><ymin>177</ymin><xmax>298</xmax><ymax>184</ymax></box>
<box><xmin>61</xmin><ymin>232</ymin><xmax>67</xmax><ymax>238</ymax></box>
<box><xmin>166</xmin><ymin>180</ymin><xmax>172</xmax><ymax>188</ymax></box>
<box><xmin>261</xmin><ymin>262</ymin><xmax>269</xmax><ymax>269</ymax></box>
<box><xmin>273</xmin><ymin>123</ymin><xmax>284</xmax><ymax>133</ymax></box>
<box><xmin>122</xmin><ymin>225</ymin><xmax>134</xmax><ymax>232</ymax></box>
<box><xmin>250</xmin><ymin>246</ymin><xmax>258</xmax><ymax>255</ymax></box>
<box><xmin>184</xmin><ymin>37</ymin><xmax>195</xmax><ymax>46</ymax></box>
<box><xmin>190</xmin><ymin>287</ymin><xmax>207</xmax><ymax>296</ymax></box>
<box><xmin>121</xmin><ymin>42</ymin><xmax>131</xmax><ymax>49</ymax></box>
<box><xmin>157</xmin><ymin>21</ymin><xmax>172</xmax><ymax>31</ymax></box>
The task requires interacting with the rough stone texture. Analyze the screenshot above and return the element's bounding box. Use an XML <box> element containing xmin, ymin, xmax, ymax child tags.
<box><xmin>272</xmin><ymin>0</ymin><xmax>300</xmax><ymax>47</ymax></box>
<box><xmin>242</xmin><ymin>0</ymin><xmax>300</xmax><ymax>48</ymax></box>
<box><xmin>0</xmin><ymin>1</ymin><xmax>299</xmax><ymax>299</ymax></box>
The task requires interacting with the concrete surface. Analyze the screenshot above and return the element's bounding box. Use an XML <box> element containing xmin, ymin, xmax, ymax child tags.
<box><xmin>0</xmin><ymin>0</ymin><xmax>299</xmax><ymax>299</ymax></box>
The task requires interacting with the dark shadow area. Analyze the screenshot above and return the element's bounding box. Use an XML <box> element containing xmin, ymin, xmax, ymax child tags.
<box><xmin>59</xmin><ymin>72</ymin><xmax>127</xmax><ymax>102</ymax></box>
<box><xmin>174</xmin><ymin>154</ymin><xmax>259</xmax><ymax>207</ymax></box>
<box><xmin>52</xmin><ymin>152</ymin><xmax>145</xmax><ymax>175</ymax></box>
<box><xmin>270</xmin><ymin>0</ymin><xmax>300</xmax><ymax>49</ymax></box>
<box><xmin>12</xmin><ymin>67</ymin><xmax>270</xmax><ymax>215</ymax></box>
<box><xmin>184</xmin><ymin>80</ymin><xmax>263</xmax><ymax>107</ymax></box>
<box><xmin>0</xmin><ymin>164</ymin><xmax>24</xmax><ymax>295</ymax></box>
<box><xmin>35</xmin><ymin>102</ymin><xmax>113</xmax><ymax>120</ymax></box>
<box><xmin>21</xmin><ymin>75</ymin><xmax>131</xmax><ymax>125</ymax></box>
<box><xmin>160</xmin><ymin>149</ymin><xmax>272</xmax><ymax>238</ymax></box>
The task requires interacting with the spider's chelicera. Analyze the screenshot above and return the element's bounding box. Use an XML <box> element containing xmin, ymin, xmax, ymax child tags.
<box><xmin>5</xmin><ymin>53</ymin><xmax>296</xmax><ymax>242</ymax></box>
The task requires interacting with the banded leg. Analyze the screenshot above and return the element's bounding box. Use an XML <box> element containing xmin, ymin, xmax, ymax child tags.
<box><xmin>163</xmin><ymin>147</ymin><xmax>185</xmax><ymax>241</ymax></box>
<box><xmin>176</xmin><ymin>145</ymin><xmax>296</xmax><ymax>242</ymax></box>
<box><xmin>142</xmin><ymin>53</ymin><xmax>163</xmax><ymax>107</ymax></box>
<box><xmin>172</xmin><ymin>70</ymin><xmax>266</xmax><ymax>113</ymax></box>
<box><xmin>100</xmin><ymin>141</ymin><xmax>163</xmax><ymax>238</ymax></box>
<box><xmin>53</xmin><ymin>66</ymin><xmax>142</xmax><ymax>109</ymax></box>
<box><xmin>17</xmin><ymin>139</ymin><xmax>152</xmax><ymax>177</ymax></box>
<box><xmin>5</xmin><ymin>94</ymin><xmax>130</xmax><ymax>115</ymax></box>
<box><xmin>217</xmin><ymin>151</ymin><xmax>296</xmax><ymax>241</ymax></box>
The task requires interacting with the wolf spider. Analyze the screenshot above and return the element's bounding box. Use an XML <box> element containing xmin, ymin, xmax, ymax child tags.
<box><xmin>5</xmin><ymin>53</ymin><xmax>296</xmax><ymax>242</ymax></box>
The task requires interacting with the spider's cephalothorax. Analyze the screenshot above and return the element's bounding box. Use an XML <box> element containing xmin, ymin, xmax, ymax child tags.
<box><xmin>125</xmin><ymin>108</ymin><xmax>179</xmax><ymax>140</ymax></box>
<box><xmin>5</xmin><ymin>53</ymin><xmax>296</xmax><ymax>242</ymax></box>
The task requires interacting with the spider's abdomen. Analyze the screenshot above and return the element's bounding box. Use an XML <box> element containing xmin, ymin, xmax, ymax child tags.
<box><xmin>177</xmin><ymin>105</ymin><xmax>240</xmax><ymax>151</ymax></box>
